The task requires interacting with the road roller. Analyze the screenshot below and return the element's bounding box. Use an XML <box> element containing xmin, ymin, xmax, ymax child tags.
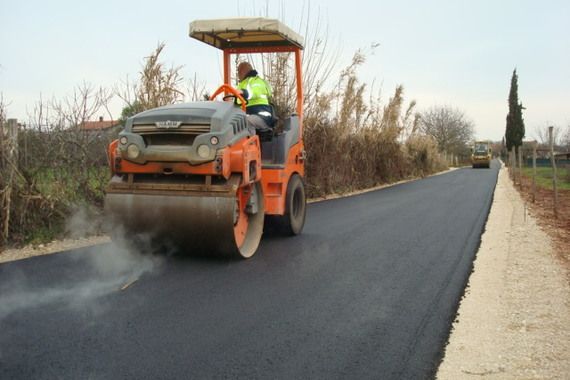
<box><xmin>104</xmin><ymin>18</ymin><xmax>307</xmax><ymax>258</ymax></box>
<box><xmin>471</xmin><ymin>140</ymin><xmax>492</xmax><ymax>168</ymax></box>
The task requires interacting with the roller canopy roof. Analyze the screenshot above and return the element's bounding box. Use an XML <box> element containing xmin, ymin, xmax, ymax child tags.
<box><xmin>189</xmin><ymin>17</ymin><xmax>304</xmax><ymax>50</ymax></box>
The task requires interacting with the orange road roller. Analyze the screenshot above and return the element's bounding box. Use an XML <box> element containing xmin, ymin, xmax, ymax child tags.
<box><xmin>104</xmin><ymin>18</ymin><xmax>307</xmax><ymax>258</ymax></box>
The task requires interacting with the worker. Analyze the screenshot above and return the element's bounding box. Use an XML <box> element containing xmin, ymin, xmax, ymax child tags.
<box><xmin>236</xmin><ymin>61</ymin><xmax>274</xmax><ymax>132</ymax></box>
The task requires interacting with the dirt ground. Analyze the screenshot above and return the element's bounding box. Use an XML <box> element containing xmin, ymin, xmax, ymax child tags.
<box><xmin>437</xmin><ymin>164</ymin><xmax>570</xmax><ymax>379</ymax></box>
<box><xmin>2</xmin><ymin>166</ymin><xmax>569</xmax><ymax>379</ymax></box>
<box><xmin>516</xmin><ymin>171</ymin><xmax>570</xmax><ymax>270</ymax></box>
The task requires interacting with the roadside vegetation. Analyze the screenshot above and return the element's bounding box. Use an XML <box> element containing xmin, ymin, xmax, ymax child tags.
<box><xmin>514</xmin><ymin>160</ymin><xmax>570</xmax><ymax>263</ymax></box>
<box><xmin>521</xmin><ymin>166</ymin><xmax>570</xmax><ymax>191</ymax></box>
<box><xmin>1</xmin><ymin>86</ymin><xmax>114</xmax><ymax>245</ymax></box>
<box><xmin>1</xmin><ymin>22</ymin><xmax>478</xmax><ymax>248</ymax></box>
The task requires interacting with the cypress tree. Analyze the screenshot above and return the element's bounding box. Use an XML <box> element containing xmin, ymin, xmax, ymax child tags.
<box><xmin>505</xmin><ymin>69</ymin><xmax>525</xmax><ymax>153</ymax></box>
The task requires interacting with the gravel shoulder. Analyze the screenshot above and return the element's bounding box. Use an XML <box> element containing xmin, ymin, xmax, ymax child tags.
<box><xmin>437</xmin><ymin>164</ymin><xmax>570</xmax><ymax>379</ymax></box>
<box><xmin>0</xmin><ymin>236</ymin><xmax>110</xmax><ymax>264</ymax></box>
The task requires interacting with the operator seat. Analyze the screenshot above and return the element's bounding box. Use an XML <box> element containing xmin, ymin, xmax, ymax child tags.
<box><xmin>260</xmin><ymin>114</ymin><xmax>300</xmax><ymax>166</ymax></box>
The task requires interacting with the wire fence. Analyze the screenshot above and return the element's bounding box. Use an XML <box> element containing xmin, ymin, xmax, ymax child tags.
<box><xmin>507</xmin><ymin>131</ymin><xmax>570</xmax><ymax>219</ymax></box>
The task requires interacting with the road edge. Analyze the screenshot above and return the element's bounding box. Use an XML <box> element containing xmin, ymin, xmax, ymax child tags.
<box><xmin>436</xmin><ymin>163</ymin><xmax>570</xmax><ymax>378</ymax></box>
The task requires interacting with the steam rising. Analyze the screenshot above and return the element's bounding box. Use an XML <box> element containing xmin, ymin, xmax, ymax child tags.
<box><xmin>0</xmin><ymin>244</ymin><xmax>161</xmax><ymax>324</ymax></box>
<box><xmin>65</xmin><ymin>206</ymin><xmax>100</xmax><ymax>239</ymax></box>
<box><xmin>0</xmin><ymin>207</ymin><xmax>164</xmax><ymax>323</ymax></box>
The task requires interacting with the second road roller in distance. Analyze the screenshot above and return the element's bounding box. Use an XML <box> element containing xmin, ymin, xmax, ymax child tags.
<box><xmin>105</xmin><ymin>18</ymin><xmax>307</xmax><ymax>258</ymax></box>
<box><xmin>471</xmin><ymin>140</ymin><xmax>492</xmax><ymax>168</ymax></box>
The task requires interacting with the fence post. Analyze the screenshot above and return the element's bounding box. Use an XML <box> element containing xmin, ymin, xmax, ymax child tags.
<box><xmin>532</xmin><ymin>142</ymin><xmax>537</xmax><ymax>203</ymax></box>
<box><xmin>1</xmin><ymin>118</ymin><xmax>19</xmax><ymax>246</ymax></box>
<box><xmin>549</xmin><ymin>126</ymin><xmax>558</xmax><ymax>219</ymax></box>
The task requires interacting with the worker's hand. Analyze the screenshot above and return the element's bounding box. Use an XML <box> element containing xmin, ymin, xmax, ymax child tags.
<box><xmin>232</xmin><ymin>90</ymin><xmax>248</xmax><ymax>106</ymax></box>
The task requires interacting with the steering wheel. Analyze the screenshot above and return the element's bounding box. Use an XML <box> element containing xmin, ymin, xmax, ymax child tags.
<box><xmin>222</xmin><ymin>94</ymin><xmax>238</xmax><ymax>102</ymax></box>
<box><xmin>209</xmin><ymin>85</ymin><xmax>247</xmax><ymax>112</ymax></box>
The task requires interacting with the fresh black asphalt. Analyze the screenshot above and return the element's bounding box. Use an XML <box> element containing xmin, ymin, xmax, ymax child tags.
<box><xmin>0</xmin><ymin>161</ymin><xmax>499</xmax><ymax>379</ymax></box>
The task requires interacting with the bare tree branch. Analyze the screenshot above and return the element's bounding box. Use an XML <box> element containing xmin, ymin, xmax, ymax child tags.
<box><xmin>419</xmin><ymin>105</ymin><xmax>474</xmax><ymax>156</ymax></box>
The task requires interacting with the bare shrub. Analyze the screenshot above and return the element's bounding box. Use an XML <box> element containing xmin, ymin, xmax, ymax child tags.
<box><xmin>1</xmin><ymin>94</ymin><xmax>14</xmax><ymax>246</ymax></box>
<box><xmin>302</xmin><ymin>53</ymin><xmax>442</xmax><ymax>197</ymax></box>
<box><xmin>116</xmin><ymin>42</ymin><xmax>185</xmax><ymax>122</ymax></box>
<box><xmin>186</xmin><ymin>73</ymin><xmax>208</xmax><ymax>102</ymax></box>
<box><xmin>419</xmin><ymin>105</ymin><xmax>474</xmax><ymax>158</ymax></box>
<box><xmin>232</xmin><ymin>6</ymin><xmax>339</xmax><ymax>121</ymax></box>
<box><xmin>405</xmin><ymin>135</ymin><xmax>447</xmax><ymax>177</ymax></box>
<box><xmin>3</xmin><ymin>84</ymin><xmax>114</xmax><ymax>246</ymax></box>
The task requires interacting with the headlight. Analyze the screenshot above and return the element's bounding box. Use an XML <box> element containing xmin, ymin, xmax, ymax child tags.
<box><xmin>197</xmin><ymin>144</ymin><xmax>211</xmax><ymax>159</ymax></box>
<box><xmin>127</xmin><ymin>144</ymin><xmax>140</xmax><ymax>159</ymax></box>
<box><xmin>119</xmin><ymin>136</ymin><xmax>128</xmax><ymax>145</ymax></box>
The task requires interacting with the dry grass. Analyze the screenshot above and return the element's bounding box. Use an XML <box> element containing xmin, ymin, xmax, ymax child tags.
<box><xmin>284</xmin><ymin>52</ymin><xmax>446</xmax><ymax>197</ymax></box>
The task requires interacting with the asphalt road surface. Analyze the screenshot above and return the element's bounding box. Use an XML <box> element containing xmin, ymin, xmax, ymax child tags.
<box><xmin>0</xmin><ymin>162</ymin><xmax>499</xmax><ymax>380</ymax></box>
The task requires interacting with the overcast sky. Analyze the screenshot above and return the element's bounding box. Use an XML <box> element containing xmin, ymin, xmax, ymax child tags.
<box><xmin>1</xmin><ymin>0</ymin><xmax>568</xmax><ymax>141</ymax></box>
